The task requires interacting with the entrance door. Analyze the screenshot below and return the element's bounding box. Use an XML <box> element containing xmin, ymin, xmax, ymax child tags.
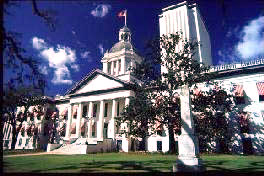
<box><xmin>117</xmin><ymin>140</ymin><xmax>122</xmax><ymax>151</ymax></box>
<box><xmin>103</xmin><ymin>123</ymin><xmax>108</xmax><ymax>138</ymax></box>
<box><xmin>157</xmin><ymin>141</ymin><xmax>162</xmax><ymax>151</ymax></box>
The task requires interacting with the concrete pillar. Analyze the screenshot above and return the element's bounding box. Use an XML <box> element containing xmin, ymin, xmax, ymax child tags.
<box><xmin>110</xmin><ymin>99</ymin><xmax>117</xmax><ymax>139</ymax></box>
<box><xmin>174</xmin><ymin>85</ymin><xmax>204</xmax><ymax>172</ymax></box>
<box><xmin>87</xmin><ymin>102</ymin><xmax>93</xmax><ymax>138</ymax></box>
<box><xmin>76</xmin><ymin>103</ymin><xmax>83</xmax><ymax>138</ymax></box>
<box><xmin>65</xmin><ymin>104</ymin><xmax>73</xmax><ymax>139</ymax></box>
<box><xmin>125</xmin><ymin>97</ymin><xmax>130</xmax><ymax>152</ymax></box>
<box><xmin>103</xmin><ymin>62</ymin><xmax>107</xmax><ymax>73</ymax></box>
<box><xmin>98</xmin><ymin>100</ymin><xmax>104</xmax><ymax>140</ymax></box>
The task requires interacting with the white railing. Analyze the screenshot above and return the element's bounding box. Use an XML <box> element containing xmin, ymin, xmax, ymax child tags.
<box><xmin>209</xmin><ymin>58</ymin><xmax>264</xmax><ymax>72</ymax></box>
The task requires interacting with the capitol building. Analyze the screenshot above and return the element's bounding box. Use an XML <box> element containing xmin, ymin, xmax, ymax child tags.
<box><xmin>3</xmin><ymin>1</ymin><xmax>264</xmax><ymax>155</ymax></box>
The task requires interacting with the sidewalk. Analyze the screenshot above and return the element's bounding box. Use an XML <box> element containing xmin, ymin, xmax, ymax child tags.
<box><xmin>4</xmin><ymin>151</ymin><xmax>78</xmax><ymax>157</ymax></box>
<box><xmin>3</xmin><ymin>152</ymin><xmax>54</xmax><ymax>158</ymax></box>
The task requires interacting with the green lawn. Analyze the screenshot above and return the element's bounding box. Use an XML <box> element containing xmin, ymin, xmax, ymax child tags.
<box><xmin>3</xmin><ymin>152</ymin><xmax>264</xmax><ymax>173</ymax></box>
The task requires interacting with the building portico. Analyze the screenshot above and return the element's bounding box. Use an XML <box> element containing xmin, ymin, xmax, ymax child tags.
<box><xmin>57</xmin><ymin>69</ymin><xmax>135</xmax><ymax>152</ymax></box>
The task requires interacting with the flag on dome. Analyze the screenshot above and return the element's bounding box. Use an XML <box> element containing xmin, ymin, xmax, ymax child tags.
<box><xmin>118</xmin><ymin>10</ymin><xmax>127</xmax><ymax>17</ymax></box>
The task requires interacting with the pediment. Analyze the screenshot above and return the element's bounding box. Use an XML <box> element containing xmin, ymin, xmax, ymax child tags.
<box><xmin>75</xmin><ymin>74</ymin><xmax>124</xmax><ymax>94</ymax></box>
<box><xmin>65</xmin><ymin>69</ymin><xmax>132</xmax><ymax>95</ymax></box>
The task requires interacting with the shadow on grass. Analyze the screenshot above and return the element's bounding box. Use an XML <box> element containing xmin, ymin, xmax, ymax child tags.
<box><xmin>4</xmin><ymin>154</ymin><xmax>264</xmax><ymax>175</ymax></box>
<box><xmin>30</xmin><ymin>160</ymin><xmax>173</xmax><ymax>173</ymax></box>
<box><xmin>203</xmin><ymin>159</ymin><xmax>264</xmax><ymax>174</ymax></box>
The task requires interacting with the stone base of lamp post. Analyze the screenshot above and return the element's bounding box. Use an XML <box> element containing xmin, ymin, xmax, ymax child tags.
<box><xmin>173</xmin><ymin>157</ymin><xmax>205</xmax><ymax>172</ymax></box>
<box><xmin>173</xmin><ymin>134</ymin><xmax>206</xmax><ymax>172</ymax></box>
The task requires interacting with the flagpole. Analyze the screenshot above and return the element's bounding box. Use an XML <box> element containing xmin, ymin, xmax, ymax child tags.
<box><xmin>125</xmin><ymin>10</ymin><xmax>127</xmax><ymax>26</ymax></box>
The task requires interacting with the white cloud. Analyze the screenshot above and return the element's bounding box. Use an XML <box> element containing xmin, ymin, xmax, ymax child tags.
<box><xmin>39</xmin><ymin>65</ymin><xmax>48</xmax><ymax>75</ymax></box>
<box><xmin>236</xmin><ymin>16</ymin><xmax>264</xmax><ymax>59</ymax></box>
<box><xmin>98</xmin><ymin>44</ymin><xmax>104</xmax><ymax>55</ymax></box>
<box><xmin>91</xmin><ymin>4</ymin><xmax>111</xmax><ymax>17</ymax></box>
<box><xmin>71</xmin><ymin>64</ymin><xmax>79</xmax><ymax>72</ymax></box>
<box><xmin>40</xmin><ymin>45</ymin><xmax>76</xmax><ymax>68</ymax></box>
<box><xmin>32</xmin><ymin>37</ymin><xmax>78</xmax><ymax>85</ymax></box>
<box><xmin>32</xmin><ymin>37</ymin><xmax>47</xmax><ymax>50</ymax></box>
<box><xmin>81</xmin><ymin>51</ymin><xmax>90</xmax><ymax>58</ymax></box>
<box><xmin>72</xmin><ymin>30</ymin><xmax>76</xmax><ymax>35</ymax></box>
<box><xmin>52</xmin><ymin>67</ymin><xmax>72</xmax><ymax>85</ymax></box>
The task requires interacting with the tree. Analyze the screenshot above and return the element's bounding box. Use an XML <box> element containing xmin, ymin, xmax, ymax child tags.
<box><xmin>2</xmin><ymin>0</ymin><xmax>56</xmax><ymax>149</ymax></box>
<box><xmin>120</xmin><ymin>32</ymin><xmax>234</xmax><ymax>154</ymax></box>
<box><xmin>148</xmin><ymin>33</ymin><xmax>211</xmax><ymax>153</ymax></box>
<box><xmin>3</xmin><ymin>87</ymin><xmax>49</xmax><ymax>149</ymax></box>
<box><xmin>191</xmin><ymin>82</ymin><xmax>233</xmax><ymax>153</ymax></box>
<box><xmin>117</xmin><ymin>86</ymin><xmax>156</xmax><ymax>151</ymax></box>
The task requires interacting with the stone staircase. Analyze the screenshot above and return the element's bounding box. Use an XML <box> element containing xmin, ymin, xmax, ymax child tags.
<box><xmin>48</xmin><ymin>138</ymin><xmax>115</xmax><ymax>154</ymax></box>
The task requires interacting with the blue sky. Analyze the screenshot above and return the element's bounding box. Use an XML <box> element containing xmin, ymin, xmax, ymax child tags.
<box><xmin>4</xmin><ymin>0</ymin><xmax>264</xmax><ymax>96</ymax></box>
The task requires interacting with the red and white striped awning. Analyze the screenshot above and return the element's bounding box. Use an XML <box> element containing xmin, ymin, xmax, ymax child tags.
<box><xmin>233</xmin><ymin>84</ymin><xmax>244</xmax><ymax>97</ymax></box>
<box><xmin>256</xmin><ymin>82</ymin><xmax>264</xmax><ymax>95</ymax></box>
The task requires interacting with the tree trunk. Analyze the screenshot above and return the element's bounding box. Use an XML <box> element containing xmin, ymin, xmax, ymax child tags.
<box><xmin>11</xmin><ymin>122</ymin><xmax>17</xmax><ymax>150</ymax></box>
<box><xmin>168</xmin><ymin>123</ymin><xmax>176</xmax><ymax>154</ymax></box>
<box><xmin>141</xmin><ymin>135</ymin><xmax>147</xmax><ymax>151</ymax></box>
<box><xmin>11</xmin><ymin>121</ymin><xmax>21</xmax><ymax>150</ymax></box>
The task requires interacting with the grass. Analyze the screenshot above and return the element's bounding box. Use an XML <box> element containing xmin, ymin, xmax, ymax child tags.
<box><xmin>3</xmin><ymin>152</ymin><xmax>264</xmax><ymax>173</ymax></box>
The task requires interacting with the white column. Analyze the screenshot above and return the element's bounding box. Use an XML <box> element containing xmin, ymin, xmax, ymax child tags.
<box><xmin>111</xmin><ymin>61</ymin><xmax>114</xmax><ymax>75</ymax></box>
<box><xmin>87</xmin><ymin>102</ymin><xmax>93</xmax><ymax>138</ymax></box>
<box><xmin>103</xmin><ymin>62</ymin><xmax>107</xmax><ymax>73</ymax></box>
<box><xmin>98</xmin><ymin>100</ymin><xmax>104</xmax><ymax>140</ymax></box>
<box><xmin>110</xmin><ymin>99</ymin><xmax>117</xmax><ymax>139</ymax></box>
<box><xmin>124</xmin><ymin>97</ymin><xmax>131</xmax><ymax>152</ymax></box>
<box><xmin>174</xmin><ymin>85</ymin><xmax>204</xmax><ymax>172</ymax></box>
<box><xmin>125</xmin><ymin>97</ymin><xmax>130</xmax><ymax>106</ymax></box>
<box><xmin>76</xmin><ymin>103</ymin><xmax>83</xmax><ymax>138</ymax></box>
<box><xmin>65</xmin><ymin>104</ymin><xmax>73</xmax><ymax>139</ymax></box>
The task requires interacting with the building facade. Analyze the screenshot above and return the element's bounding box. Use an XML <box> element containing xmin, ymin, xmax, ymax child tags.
<box><xmin>3</xmin><ymin>1</ymin><xmax>264</xmax><ymax>154</ymax></box>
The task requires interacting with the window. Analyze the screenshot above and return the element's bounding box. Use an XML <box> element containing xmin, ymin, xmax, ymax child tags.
<box><xmin>82</xmin><ymin>105</ymin><xmax>87</xmax><ymax>117</ymax></box>
<box><xmin>107</xmin><ymin>62</ymin><xmax>111</xmax><ymax>74</ymax></box>
<box><xmin>104</xmin><ymin>103</ymin><xmax>108</xmax><ymax>117</ymax></box>
<box><xmin>103</xmin><ymin>123</ymin><xmax>108</xmax><ymax>138</ymax></box>
<box><xmin>25</xmin><ymin>138</ymin><xmax>30</xmax><ymax>146</ymax></box>
<box><xmin>239</xmin><ymin>112</ymin><xmax>250</xmax><ymax>134</ymax></box>
<box><xmin>117</xmin><ymin>102</ymin><xmax>120</xmax><ymax>116</ymax></box>
<box><xmin>118</xmin><ymin>60</ymin><xmax>121</xmax><ymax>72</ymax></box>
<box><xmin>233</xmin><ymin>85</ymin><xmax>245</xmax><ymax>104</ymax></box>
<box><xmin>93</xmin><ymin>104</ymin><xmax>97</xmax><ymax>117</ymax></box>
<box><xmin>114</xmin><ymin>61</ymin><xmax>117</xmax><ymax>75</ymax></box>
<box><xmin>92</xmin><ymin>122</ymin><xmax>97</xmax><ymax>137</ymax></box>
<box><xmin>256</xmin><ymin>82</ymin><xmax>264</xmax><ymax>101</ymax></box>
<box><xmin>73</xmin><ymin>107</ymin><xmax>77</xmax><ymax>119</ymax></box>
<box><xmin>18</xmin><ymin>138</ymin><xmax>22</xmax><ymax>146</ymax></box>
<box><xmin>157</xmin><ymin>141</ymin><xmax>162</xmax><ymax>151</ymax></box>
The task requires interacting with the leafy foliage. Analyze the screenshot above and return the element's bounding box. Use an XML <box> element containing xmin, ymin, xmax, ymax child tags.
<box><xmin>191</xmin><ymin>83</ymin><xmax>233</xmax><ymax>153</ymax></box>
<box><xmin>2</xmin><ymin>0</ymin><xmax>57</xmax><ymax>149</ymax></box>
<box><xmin>119</xmin><ymin>33</ymin><xmax>234</xmax><ymax>153</ymax></box>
